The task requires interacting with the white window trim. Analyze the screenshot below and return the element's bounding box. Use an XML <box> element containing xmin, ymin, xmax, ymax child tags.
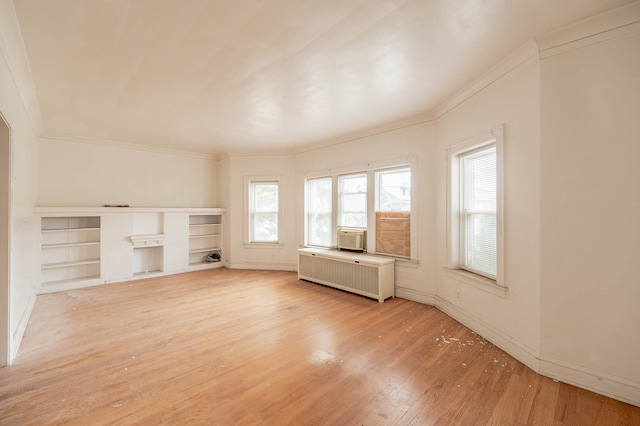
<box><xmin>245</xmin><ymin>176</ymin><xmax>283</xmax><ymax>247</ymax></box>
<box><xmin>446</xmin><ymin>125</ymin><xmax>504</xmax><ymax>288</ymax></box>
<box><xmin>304</xmin><ymin>176</ymin><xmax>333</xmax><ymax>248</ymax></box>
<box><xmin>302</xmin><ymin>155</ymin><xmax>418</xmax><ymax>261</ymax></box>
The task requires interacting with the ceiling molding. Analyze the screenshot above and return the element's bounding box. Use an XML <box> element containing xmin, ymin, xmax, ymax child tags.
<box><xmin>535</xmin><ymin>2</ymin><xmax>640</xmax><ymax>58</ymax></box>
<box><xmin>0</xmin><ymin>1</ymin><xmax>44</xmax><ymax>136</ymax></box>
<box><xmin>40</xmin><ymin>133</ymin><xmax>218</xmax><ymax>161</ymax></box>
<box><xmin>292</xmin><ymin>112</ymin><xmax>434</xmax><ymax>155</ymax></box>
<box><xmin>432</xmin><ymin>39</ymin><xmax>540</xmax><ymax>120</ymax></box>
<box><xmin>222</xmin><ymin>148</ymin><xmax>296</xmax><ymax>159</ymax></box>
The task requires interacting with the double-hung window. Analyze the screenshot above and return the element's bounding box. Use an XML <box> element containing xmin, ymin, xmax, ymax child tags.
<box><xmin>306</xmin><ymin>177</ymin><xmax>333</xmax><ymax>247</ymax></box>
<box><xmin>447</xmin><ymin>126</ymin><xmax>503</xmax><ymax>286</ymax></box>
<box><xmin>249</xmin><ymin>180</ymin><xmax>279</xmax><ymax>243</ymax></box>
<box><xmin>375</xmin><ymin>167</ymin><xmax>411</xmax><ymax>257</ymax></box>
<box><xmin>460</xmin><ymin>146</ymin><xmax>497</xmax><ymax>277</ymax></box>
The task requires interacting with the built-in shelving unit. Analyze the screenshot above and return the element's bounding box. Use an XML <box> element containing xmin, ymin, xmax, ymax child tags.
<box><xmin>188</xmin><ymin>214</ymin><xmax>223</xmax><ymax>270</ymax></box>
<box><xmin>40</xmin><ymin>216</ymin><xmax>101</xmax><ymax>286</ymax></box>
<box><xmin>130</xmin><ymin>233</ymin><xmax>165</xmax><ymax>277</ymax></box>
<box><xmin>36</xmin><ymin>207</ymin><xmax>225</xmax><ymax>293</ymax></box>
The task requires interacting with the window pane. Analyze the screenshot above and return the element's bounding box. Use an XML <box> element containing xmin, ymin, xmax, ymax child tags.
<box><xmin>250</xmin><ymin>181</ymin><xmax>279</xmax><ymax>243</ymax></box>
<box><xmin>253</xmin><ymin>212</ymin><xmax>278</xmax><ymax>242</ymax></box>
<box><xmin>254</xmin><ymin>183</ymin><xmax>278</xmax><ymax>212</ymax></box>
<box><xmin>461</xmin><ymin>146</ymin><xmax>496</xmax><ymax>277</ymax></box>
<box><xmin>378</xmin><ymin>168</ymin><xmax>411</xmax><ymax>211</ymax></box>
<box><xmin>464</xmin><ymin>212</ymin><xmax>496</xmax><ymax>276</ymax></box>
<box><xmin>339</xmin><ymin>174</ymin><xmax>367</xmax><ymax>228</ymax></box>
<box><xmin>307</xmin><ymin>178</ymin><xmax>332</xmax><ymax>246</ymax></box>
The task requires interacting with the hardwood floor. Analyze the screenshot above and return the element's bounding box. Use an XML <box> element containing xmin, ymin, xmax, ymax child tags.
<box><xmin>1</xmin><ymin>269</ymin><xmax>638</xmax><ymax>425</ymax></box>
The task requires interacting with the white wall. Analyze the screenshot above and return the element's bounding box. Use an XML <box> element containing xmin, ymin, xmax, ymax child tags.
<box><xmin>539</xmin><ymin>28</ymin><xmax>640</xmax><ymax>404</ymax></box>
<box><xmin>434</xmin><ymin>44</ymin><xmax>542</xmax><ymax>369</ymax></box>
<box><xmin>38</xmin><ymin>138</ymin><xmax>218</xmax><ymax>208</ymax></box>
<box><xmin>222</xmin><ymin>153</ymin><xmax>298</xmax><ymax>270</ymax></box>
<box><xmin>0</xmin><ymin>0</ymin><xmax>41</xmax><ymax>360</ymax></box>
<box><xmin>294</xmin><ymin>121</ymin><xmax>438</xmax><ymax>299</ymax></box>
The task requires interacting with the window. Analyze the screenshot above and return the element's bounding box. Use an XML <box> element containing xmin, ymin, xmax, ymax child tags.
<box><xmin>306</xmin><ymin>177</ymin><xmax>332</xmax><ymax>246</ymax></box>
<box><xmin>447</xmin><ymin>126</ymin><xmax>503</xmax><ymax>285</ymax></box>
<box><xmin>338</xmin><ymin>173</ymin><xmax>367</xmax><ymax>228</ymax></box>
<box><xmin>249</xmin><ymin>180</ymin><xmax>279</xmax><ymax>243</ymax></box>
<box><xmin>303</xmin><ymin>158</ymin><xmax>416</xmax><ymax>259</ymax></box>
<box><xmin>460</xmin><ymin>146</ymin><xmax>496</xmax><ymax>277</ymax></box>
<box><xmin>375</xmin><ymin>167</ymin><xmax>411</xmax><ymax>257</ymax></box>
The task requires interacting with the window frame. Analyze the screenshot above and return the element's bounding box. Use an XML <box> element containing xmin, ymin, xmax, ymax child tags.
<box><xmin>303</xmin><ymin>156</ymin><xmax>417</xmax><ymax>261</ymax></box>
<box><xmin>304</xmin><ymin>176</ymin><xmax>334</xmax><ymax>247</ymax></box>
<box><xmin>446</xmin><ymin>125</ymin><xmax>504</xmax><ymax>287</ymax></box>
<box><xmin>246</xmin><ymin>176</ymin><xmax>282</xmax><ymax>245</ymax></box>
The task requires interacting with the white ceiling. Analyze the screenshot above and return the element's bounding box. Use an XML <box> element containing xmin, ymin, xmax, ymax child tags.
<box><xmin>14</xmin><ymin>0</ymin><xmax>634</xmax><ymax>156</ymax></box>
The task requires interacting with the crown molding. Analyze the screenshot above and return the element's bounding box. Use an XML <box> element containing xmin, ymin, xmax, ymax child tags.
<box><xmin>0</xmin><ymin>1</ymin><xmax>44</xmax><ymax>136</ymax></box>
<box><xmin>222</xmin><ymin>147</ymin><xmax>296</xmax><ymax>159</ymax></box>
<box><xmin>40</xmin><ymin>133</ymin><xmax>219</xmax><ymax>161</ymax></box>
<box><xmin>432</xmin><ymin>40</ymin><xmax>539</xmax><ymax>120</ymax></box>
<box><xmin>536</xmin><ymin>2</ymin><xmax>640</xmax><ymax>59</ymax></box>
<box><xmin>293</xmin><ymin>111</ymin><xmax>435</xmax><ymax>155</ymax></box>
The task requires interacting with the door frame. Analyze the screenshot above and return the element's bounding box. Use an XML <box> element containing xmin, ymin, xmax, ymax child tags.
<box><xmin>0</xmin><ymin>112</ymin><xmax>12</xmax><ymax>367</ymax></box>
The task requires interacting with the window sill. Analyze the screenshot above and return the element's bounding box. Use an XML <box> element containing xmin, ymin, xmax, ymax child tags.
<box><xmin>443</xmin><ymin>268</ymin><xmax>507</xmax><ymax>298</ymax></box>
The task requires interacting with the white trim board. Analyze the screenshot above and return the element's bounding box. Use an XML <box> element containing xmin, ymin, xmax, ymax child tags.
<box><xmin>540</xmin><ymin>357</ymin><xmax>640</xmax><ymax>408</ymax></box>
<box><xmin>11</xmin><ymin>293</ymin><xmax>36</xmax><ymax>362</ymax></box>
<box><xmin>392</xmin><ymin>290</ymin><xmax>640</xmax><ymax>407</ymax></box>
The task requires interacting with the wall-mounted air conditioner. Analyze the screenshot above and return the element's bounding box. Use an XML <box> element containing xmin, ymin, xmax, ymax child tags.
<box><xmin>337</xmin><ymin>228</ymin><xmax>366</xmax><ymax>252</ymax></box>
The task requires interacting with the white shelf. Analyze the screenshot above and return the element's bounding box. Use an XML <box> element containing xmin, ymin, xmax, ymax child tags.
<box><xmin>41</xmin><ymin>276</ymin><xmax>101</xmax><ymax>287</ymax></box>
<box><xmin>42</xmin><ymin>259</ymin><xmax>101</xmax><ymax>270</ymax></box>
<box><xmin>189</xmin><ymin>262</ymin><xmax>223</xmax><ymax>270</ymax></box>
<box><xmin>133</xmin><ymin>269</ymin><xmax>163</xmax><ymax>277</ymax></box>
<box><xmin>189</xmin><ymin>234</ymin><xmax>220</xmax><ymax>239</ymax></box>
<box><xmin>189</xmin><ymin>247</ymin><xmax>221</xmax><ymax>254</ymax></box>
<box><xmin>42</xmin><ymin>241</ymin><xmax>100</xmax><ymax>249</ymax></box>
<box><xmin>41</xmin><ymin>227</ymin><xmax>100</xmax><ymax>233</ymax></box>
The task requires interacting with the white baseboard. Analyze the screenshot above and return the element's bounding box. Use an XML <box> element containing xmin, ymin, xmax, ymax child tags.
<box><xmin>227</xmin><ymin>262</ymin><xmax>297</xmax><ymax>272</ymax></box>
<box><xmin>395</xmin><ymin>286</ymin><xmax>437</xmax><ymax>305</ymax></box>
<box><xmin>435</xmin><ymin>294</ymin><xmax>639</xmax><ymax>407</ymax></box>
<box><xmin>540</xmin><ymin>357</ymin><xmax>640</xmax><ymax>408</ymax></box>
<box><xmin>434</xmin><ymin>295</ymin><xmax>541</xmax><ymax>373</ymax></box>
<box><xmin>11</xmin><ymin>292</ymin><xmax>36</xmax><ymax>363</ymax></box>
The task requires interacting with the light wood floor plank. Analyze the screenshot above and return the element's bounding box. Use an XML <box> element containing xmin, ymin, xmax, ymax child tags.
<box><xmin>0</xmin><ymin>269</ymin><xmax>638</xmax><ymax>425</ymax></box>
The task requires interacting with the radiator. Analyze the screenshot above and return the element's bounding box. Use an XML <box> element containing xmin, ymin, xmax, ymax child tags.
<box><xmin>298</xmin><ymin>248</ymin><xmax>395</xmax><ymax>303</ymax></box>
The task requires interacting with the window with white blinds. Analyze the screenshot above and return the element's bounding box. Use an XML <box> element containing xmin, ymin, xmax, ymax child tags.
<box><xmin>447</xmin><ymin>125</ymin><xmax>503</xmax><ymax>287</ymax></box>
<box><xmin>460</xmin><ymin>146</ymin><xmax>497</xmax><ymax>278</ymax></box>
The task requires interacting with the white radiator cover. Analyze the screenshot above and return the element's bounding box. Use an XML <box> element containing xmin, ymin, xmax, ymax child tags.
<box><xmin>298</xmin><ymin>248</ymin><xmax>395</xmax><ymax>303</ymax></box>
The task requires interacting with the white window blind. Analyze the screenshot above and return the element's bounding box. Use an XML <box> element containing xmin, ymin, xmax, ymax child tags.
<box><xmin>461</xmin><ymin>146</ymin><xmax>496</xmax><ymax>278</ymax></box>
